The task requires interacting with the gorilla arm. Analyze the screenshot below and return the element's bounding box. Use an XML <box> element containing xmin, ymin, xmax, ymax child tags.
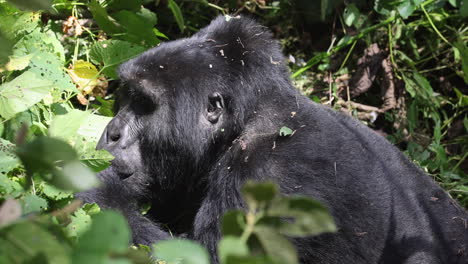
<box><xmin>75</xmin><ymin>167</ymin><xmax>170</xmax><ymax>245</ymax></box>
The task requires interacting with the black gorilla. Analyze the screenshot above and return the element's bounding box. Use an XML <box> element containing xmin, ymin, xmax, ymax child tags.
<box><xmin>77</xmin><ymin>16</ymin><xmax>468</xmax><ymax>263</ymax></box>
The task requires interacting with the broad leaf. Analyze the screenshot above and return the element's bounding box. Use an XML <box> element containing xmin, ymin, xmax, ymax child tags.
<box><xmin>0</xmin><ymin>221</ymin><xmax>70</xmax><ymax>264</ymax></box>
<box><xmin>0</xmin><ymin>71</ymin><xmax>52</xmax><ymax>120</ymax></box>
<box><xmin>154</xmin><ymin>239</ymin><xmax>210</xmax><ymax>264</ymax></box>
<box><xmin>0</xmin><ymin>138</ymin><xmax>20</xmax><ymax>174</ymax></box>
<box><xmin>72</xmin><ymin>211</ymin><xmax>130</xmax><ymax>263</ymax></box>
<box><xmin>344</xmin><ymin>4</ymin><xmax>360</xmax><ymax>27</ymax></box>
<box><xmin>218</xmin><ymin>236</ymin><xmax>249</xmax><ymax>264</ymax></box>
<box><xmin>242</xmin><ymin>181</ymin><xmax>278</xmax><ymax>206</ymax></box>
<box><xmin>20</xmin><ymin>194</ymin><xmax>48</xmax><ymax>214</ymax></box>
<box><xmin>267</xmin><ymin>196</ymin><xmax>337</xmax><ymax>237</ymax></box>
<box><xmin>17</xmin><ymin>136</ymin><xmax>99</xmax><ymax>191</ymax></box>
<box><xmin>253</xmin><ymin>225</ymin><xmax>298</xmax><ymax>264</ymax></box>
<box><xmin>90</xmin><ymin>40</ymin><xmax>146</xmax><ymax>79</ymax></box>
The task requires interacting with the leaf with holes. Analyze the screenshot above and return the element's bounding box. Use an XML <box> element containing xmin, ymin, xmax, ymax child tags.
<box><xmin>0</xmin><ymin>71</ymin><xmax>52</xmax><ymax>120</ymax></box>
<box><xmin>0</xmin><ymin>138</ymin><xmax>19</xmax><ymax>174</ymax></box>
<box><xmin>20</xmin><ymin>194</ymin><xmax>48</xmax><ymax>214</ymax></box>
<box><xmin>90</xmin><ymin>40</ymin><xmax>146</xmax><ymax>79</ymax></box>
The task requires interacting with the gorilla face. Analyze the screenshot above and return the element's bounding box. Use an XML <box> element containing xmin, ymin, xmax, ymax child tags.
<box><xmin>96</xmin><ymin>47</ymin><xmax>241</xmax><ymax>199</ymax></box>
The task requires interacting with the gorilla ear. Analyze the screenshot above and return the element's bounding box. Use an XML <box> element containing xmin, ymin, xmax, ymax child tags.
<box><xmin>207</xmin><ymin>92</ymin><xmax>225</xmax><ymax>124</ymax></box>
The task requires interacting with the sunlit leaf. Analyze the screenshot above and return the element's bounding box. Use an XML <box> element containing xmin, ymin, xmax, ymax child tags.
<box><xmin>90</xmin><ymin>40</ymin><xmax>145</xmax><ymax>79</ymax></box>
<box><xmin>343</xmin><ymin>4</ymin><xmax>360</xmax><ymax>27</ymax></box>
<box><xmin>154</xmin><ymin>239</ymin><xmax>210</xmax><ymax>264</ymax></box>
<box><xmin>0</xmin><ymin>71</ymin><xmax>52</xmax><ymax>120</ymax></box>
<box><xmin>20</xmin><ymin>194</ymin><xmax>48</xmax><ymax>214</ymax></box>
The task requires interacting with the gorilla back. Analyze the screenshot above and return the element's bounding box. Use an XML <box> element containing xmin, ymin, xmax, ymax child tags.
<box><xmin>78</xmin><ymin>16</ymin><xmax>468</xmax><ymax>263</ymax></box>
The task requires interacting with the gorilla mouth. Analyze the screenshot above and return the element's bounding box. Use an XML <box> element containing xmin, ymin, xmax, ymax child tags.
<box><xmin>110</xmin><ymin>161</ymin><xmax>135</xmax><ymax>180</ymax></box>
<box><xmin>118</xmin><ymin>171</ymin><xmax>134</xmax><ymax>180</ymax></box>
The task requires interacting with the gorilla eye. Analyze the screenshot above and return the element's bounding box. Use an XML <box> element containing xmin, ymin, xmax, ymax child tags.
<box><xmin>208</xmin><ymin>92</ymin><xmax>224</xmax><ymax>112</ymax></box>
<box><xmin>129</xmin><ymin>92</ymin><xmax>156</xmax><ymax>115</ymax></box>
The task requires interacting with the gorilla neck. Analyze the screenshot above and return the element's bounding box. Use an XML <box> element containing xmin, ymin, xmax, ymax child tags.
<box><xmin>242</xmin><ymin>87</ymin><xmax>302</xmax><ymax>138</ymax></box>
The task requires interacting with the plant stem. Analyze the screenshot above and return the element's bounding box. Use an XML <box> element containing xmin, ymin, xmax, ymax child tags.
<box><xmin>421</xmin><ymin>4</ymin><xmax>451</xmax><ymax>46</ymax></box>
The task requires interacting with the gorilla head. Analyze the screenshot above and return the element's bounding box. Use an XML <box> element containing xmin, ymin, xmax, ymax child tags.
<box><xmin>96</xmin><ymin>17</ymin><xmax>290</xmax><ymax>198</ymax></box>
<box><xmin>82</xmin><ymin>15</ymin><xmax>468</xmax><ymax>263</ymax></box>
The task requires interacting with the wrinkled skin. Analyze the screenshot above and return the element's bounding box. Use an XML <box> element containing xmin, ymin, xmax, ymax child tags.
<box><xmin>77</xmin><ymin>16</ymin><xmax>468</xmax><ymax>264</ymax></box>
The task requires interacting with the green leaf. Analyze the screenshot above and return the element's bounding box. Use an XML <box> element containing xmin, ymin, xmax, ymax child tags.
<box><xmin>50</xmin><ymin>110</ymin><xmax>113</xmax><ymax>172</ymax></box>
<box><xmin>0</xmin><ymin>174</ymin><xmax>23</xmax><ymax>197</ymax></box>
<box><xmin>40</xmin><ymin>182</ymin><xmax>72</xmax><ymax>200</ymax></box>
<box><xmin>137</xmin><ymin>7</ymin><xmax>157</xmax><ymax>26</ymax></box>
<box><xmin>112</xmin><ymin>10</ymin><xmax>160</xmax><ymax>47</ymax></box>
<box><xmin>20</xmin><ymin>194</ymin><xmax>48</xmax><ymax>214</ymax></box>
<box><xmin>253</xmin><ymin>225</ymin><xmax>298</xmax><ymax>264</ymax></box>
<box><xmin>106</xmin><ymin>0</ymin><xmax>142</xmax><ymax>12</ymax></box>
<box><xmin>0</xmin><ymin>32</ymin><xmax>13</xmax><ymax>64</ymax></box>
<box><xmin>279</xmin><ymin>126</ymin><xmax>293</xmax><ymax>137</ymax></box>
<box><xmin>59</xmin><ymin>160</ymin><xmax>101</xmax><ymax>191</ymax></box>
<box><xmin>153</xmin><ymin>239</ymin><xmax>210</xmax><ymax>264</ymax></box>
<box><xmin>0</xmin><ymin>138</ymin><xmax>20</xmax><ymax>174</ymax></box>
<box><xmin>0</xmin><ymin>221</ymin><xmax>70</xmax><ymax>264</ymax></box>
<box><xmin>28</xmin><ymin>52</ymin><xmax>75</xmax><ymax>92</ymax></box>
<box><xmin>448</xmin><ymin>0</ymin><xmax>458</xmax><ymax>7</ymax></box>
<box><xmin>49</xmin><ymin>109</ymin><xmax>90</xmax><ymax>140</ymax></box>
<box><xmin>90</xmin><ymin>40</ymin><xmax>146</xmax><ymax>79</ymax></box>
<box><xmin>13</xmin><ymin>28</ymin><xmax>66</xmax><ymax>62</ymax></box>
<box><xmin>218</xmin><ymin>236</ymin><xmax>249</xmax><ymax>264</ymax></box>
<box><xmin>343</xmin><ymin>4</ymin><xmax>360</xmax><ymax>27</ymax></box>
<box><xmin>17</xmin><ymin>136</ymin><xmax>100</xmax><ymax>192</ymax></box>
<box><xmin>168</xmin><ymin>0</ymin><xmax>185</xmax><ymax>32</ymax></box>
<box><xmin>397</xmin><ymin>1</ymin><xmax>416</xmax><ymax>19</ymax></box>
<box><xmin>0</xmin><ymin>71</ymin><xmax>52</xmax><ymax>120</ymax></box>
<box><xmin>65</xmin><ymin>208</ymin><xmax>92</xmax><ymax>239</ymax></box>
<box><xmin>242</xmin><ymin>181</ymin><xmax>278</xmax><ymax>206</ymax></box>
<box><xmin>374</xmin><ymin>0</ymin><xmax>394</xmax><ymax>16</ymax></box>
<box><xmin>88</xmin><ymin>0</ymin><xmax>122</xmax><ymax>34</ymax></box>
<box><xmin>222</xmin><ymin>210</ymin><xmax>245</xmax><ymax>237</ymax></box>
<box><xmin>4</xmin><ymin>53</ymin><xmax>33</xmax><ymax>71</ymax></box>
<box><xmin>72</xmin><ymin>210</ymin><xmax>130</xmax><ymax>263</ymax></box>
<box><xmin>267</xmin><ymin>196</ymin><xmax>337</xmax><ymax>237</ymax></box>
<box><xmin>0</xmin><ymin>10</ymin><xmax>40</xmax><ymax>41</ymax></box>
<box><xmin>5</xmin><ymin>0</ymin><xmax>52</xmax><ymax>11</ymax></box>
<box><xmin>82</xmin><ymin>203</ymin><xmax>101</xmax><ymax>215</ymax></box>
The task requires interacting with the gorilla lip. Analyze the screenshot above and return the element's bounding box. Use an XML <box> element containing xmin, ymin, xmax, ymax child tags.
<box><xmin>110</xmin><ymin>161</ymin><xmax>135</xmax><ymax>180</ymax></box>
<box><xmin>118</xmin><ymin>171</ymin><xmax>134</xmax><ymax>180</ymax></box>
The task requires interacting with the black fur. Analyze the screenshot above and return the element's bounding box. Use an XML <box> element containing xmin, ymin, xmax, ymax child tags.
<box><xmin>77</xmin><ymin>16</ymin><xmax>468</xmax><ymax>264</ymax></box>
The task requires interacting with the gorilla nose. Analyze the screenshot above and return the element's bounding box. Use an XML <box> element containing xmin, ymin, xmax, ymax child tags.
<box><xmin>96</xmin><ymin>123</ymin><xmax>122</xmax><ymax>150</ymax></box>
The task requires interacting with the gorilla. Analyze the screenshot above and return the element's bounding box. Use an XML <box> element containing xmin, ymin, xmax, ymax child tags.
<box><xmin>77</xmin><ymin>16</ymin><xmax>468</xmax><ymax>263</ymax></box>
